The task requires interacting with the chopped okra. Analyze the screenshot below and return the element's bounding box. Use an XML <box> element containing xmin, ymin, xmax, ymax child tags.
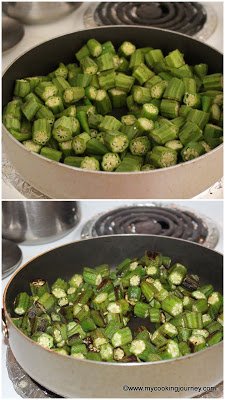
<box><xmin>4</xmin><ymin>41</ymin><xmax>223</xmax><ymax>172</ymax></box>
<box><xmin>12</xmin><ymin>250</ymin><xmax>223</xmax><ymax>362</ymax></box>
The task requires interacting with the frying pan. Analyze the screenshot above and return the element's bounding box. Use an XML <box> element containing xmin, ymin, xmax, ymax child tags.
<box><xmin>3</xmin><ymin>235</ymin><xmax>223</xmax><ymax>398</ymax></box>
<box><xmin>2</xmin><ymin>26</ymin><xmax>223</xmax><ymax>199</ymax></box>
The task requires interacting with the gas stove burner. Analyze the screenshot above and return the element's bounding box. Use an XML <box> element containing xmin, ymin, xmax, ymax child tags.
<box><xmin>5</xmin><ymin>346</ymin><xmax>223</xmax><ymax>398</ymax></box>
<box><xmin>81</xmin><ymin>204</ymin><xmax>219</xmax><ymax>249</ymax></box>
<box><xmin>84</xmin><ymin>2</ymin><xmax>217</xmax><ymax>41</ymax></box>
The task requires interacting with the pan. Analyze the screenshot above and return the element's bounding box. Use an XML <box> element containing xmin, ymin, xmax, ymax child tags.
<box><xmin>3</xmin><ymin>235</ymin><xmax>223</xmax><ymax>398</ymax></box>
<box><xmin>2</xmin><ymin>26</ymin><xmax>223</xmax><ymax>199</ymax></box>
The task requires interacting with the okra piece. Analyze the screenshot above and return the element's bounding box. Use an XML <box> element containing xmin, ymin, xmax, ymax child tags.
<box><xmin>32</xmin><ymin>332</ymin><xmax>54</xmax><ymax>349</ymax></box>
<box><xmin>178</xmin><ymin>341</ymin><xmax>191</xmax><ymax>356</ymax></box>
<box><xmin>136</xmin><ymin>118</ymin><xmax>154</xmax><ymax>133</ymax></box>
<box><xmin>161</xmin><ymin>294</ymin><xmax>183</xmax><ymax>317</ymax></box>
<box><xmin>45</xmin><ymin>96</ymin><xmax>64</xmax><ymax>115</ymax></box>
<box><xmin>53</xmin><ymin>116</ymin><xmax>73</xmax><ymax>142</ymax></box>
<box><xmin>38</xmin><ymin>292</ymin><xmax>55</xmax><ymax>312</ymax></box>
<box><xmin>141</xmin><ymin>103</ymin><xmax>159</xmax><ymax>121</ymax></box>
<box><xmin>10</xmin><ymin>129</ymin><xmax>32</xmax><ymax>142</ymax></box>
<box><xmin>4</xmin><ymin>115</ymin><xmax>21</xmax><ymax>132</ymax></box>
<box><xmin>52</xmin><ymin>278</ymin><xmax>68</xmax><ymax>299</ymax></box>
<box><xmin>21</xmin><ymin>98</ymin><xmax>41</xmax><ymax>121</ymax></box>
<box><xmin>208</xmin><ymin>292</ymin><xmax>223</xmax><ymax>314</ymax></box>
<box><xmin>192</xmin><ymin>299</ymin><xmax>208</xmax><ymax>313</ymax></box>
<box><xmin>207</xmin><ymin>331</ymin><xmax>223</xmax><ymax>346</ymax></box>
<box><xmin>184</xmin><ymin>312</ymin><xmax>203</xmax><ymax>329</ymax></box>
<box><xmin>160</xmin><ymin>99</ymin><xmax>179</xmax><ymax>118</ymax></box>
<box><xmin>111</xmin><ymin>327</ymin><xmax>132</xmax><ymax>347</ymax></box>
<box><xmin>97</xmin><ymin>52</ymin><xmax>115</xmax><ymax>71</ymax></box>
<box><xmin>64</xmin><ymin>156</ymin><xmax>84</xmax><ymax>168</ymax></box>
<box><xmin>14</xmin><ymin>79</ymin><xmax>31</xmax><ymax>97</ymax></box>
<box><xmin>121</xmin><ymin>114</ymin><xmax>137</xmax><ymax>126</ymax></box>
<box><xmin>108</xmin><ymin>88</ymin><xmax>127</xmax><ymax>108</ymax></box>
<box><xmin>165</xmin><ymin>140</ymin><xmax>183</xmax><ymax>151</ymax></box>
<box><xmin>83</xmin><ymin>267</ymin><xmax>102</xmax><ymax>286</ymax></box>
<box><xmin>145</xmin><ymin>49</ymin><xmax>164</xmax><ymax>68</ymax></box>
<box><xmin>40</xmin><ymin>147</ymin><xmax>62</xmax><ymax>162</ymax></box>
<box><xmin>115</xmin><ymin>73</ymin><xmax>135</xmax><ymax>93</ymax></box>
<box><xmin>72</xmin><ymin>131</ymin><xmax>92</xmax><ymax>154</ymax></box>
<box><xmin>183</xmin><ymin>93</ymin><xmax>200</xmax><ymax>108</ymax></box>
<box><xmin>63</xmin><ymin>87</ymin><xmax>85</xmax><ymax>104</ymax></box>
<box><xmin>98</xmin><ymin>69</ymin><xmax>116</xmax><ymax>90</ymax></box>
<box><xmin>101</xmin><ymin>153</ymin><xmax>121</xmax><ymax>172</ymax></box>
<box><xmin>194</xmin><ymin>63</ymin><xmax>208</xmax><ymax>78</ymax></box>
<box><xmin>35</xmin><ymin>82</ymin><xmax>58</xmax><ymax>101</ymax></box>
<box><xmin>132</xmin><ymin>86</ymin><xmax>151</xmax><ymax>104</ymax></box>
<box><xmin>36</xmin><ymin>105</ymin><xmax>55</xmax><ymax>125</ymax></box>
<box><xmin>165</xmin><ymin>49</ymin><xmax>185</xmax><ymax>68</ymax></box>
<box><xmin>76</xmin><ymin>110</ymin><xmax>90</xmax><ymax>134</ymax></box>
<box><xmin>129</xmin><ymin>49</ymin><xmax>145</xmax><ymax>70</ymax></box>
<box><xmin>118</xmin><ymin>41</ymin><xmax>136</xmax><ymax>57</ymax></box>
<box><xmin>99</xmin><ymin>115</ymin><xmax>122</xmax><ymax>132</ymax></box>
<box><xmin>168</xmin><ymin>264</ymin><xmax>187</xmax><ymax>286</ymax></box>
<box><xmin>104</xmin><ymin>131</ymin><xmax>129</xmax><ymax>153</ymax></box>
<box><xmin>86</xmin><ymin>138</ymin><xmax>108</xmax><ymax>155</ymax></box>
<box><xmin>32</xmin><ymin>118</ymin><xmax>51</xmax><ymax>145</ymax></box>
<box><xmin>187</xmin><ymin>109</ymin><xmax>209</xmax><ymax>129</ymax></box>
<box><xmin>150</xmin><ymin>125</ymin><xmax>177</xmax><ymax>145</ymax></box>
<box><xmin>87</xmin><ymin>38</ymin><xmax>102</xmax><ymax>57</ymax></box>
<box><xmin>203</xmin><ymin>73</ymin><xmax>223</xmax><ymax>91</ymax></box>
<box><xmin>80</xmin><ymin>56</ymin><xmax>98</xmax><ymax>75</ymax></box>
<box><xmin>129</xmin><ymin>136</ymin><xmax>150</xmax><ymax>156</ymax></box>
<box><xmin>52</xmin><ymin>76</ymin><xmax>70</xmax><ymax>94</ymax></box>
<box><xmin>23</xmin><ymin>140</ymin><xmax>42</xmax><ymax>153</ymax></box>
<box><xmin>148</xmin><ymin>146</ymin><xmax>177</xmax><ymax>168</ymax></box>
<box><xmin>80</xmin><ymin>156</ymin><xmax>100</xmax><ymax>171</ymax></box>
<box><xmin>14</xmin><ymin>292</ymin><xmax>30</xmax><ymax>315</ymax></box>
<box><xmin>134</xmin><ymin>302</ymin><xmax>149</xmax><ymax>318</ymax></box>
<box><xmin>75</xmin><ymin>45</ymin><xmax>90</xmax><ymax>61</ymax></box>
<box><xmin>181</xmin><ymin>142</ymin><xmax>205</xmax><ymax>162</ymax></box>
<box><xmin>75</xmin><ymin>73</ymin><xmax>92</xmax><ymax>88</ymax></box>
<box><xmin>95</xmin><ymin>90</ymin><xmax>112</xmax><ymax>115</ymax></box>
<box><xmin>30</xmin><ymin>279</ymin><xmax>49</xmax><ymax>297</ymax></box>
<box><xmin>141</xmin><ymin>281</ymin><xmax>155</xmax><ymax>302</ymax></box>
<box><xmin>204</xmin><ymin>124</ymin><xmax>223</xmax><ymax>149</ymax></box>
<box><xmin>163</xmin><ymin>78</ymin><xmax>184</xmax><ymax>101</ymax></box>
<box><xmin>151</xmin><ymin>81</ymin><xmax>167</xmax><ymax>99</ymax></box>
<box><xmin>179</xmin><ymin>121</ymin><xmax>203</xmax><ymax>146</ymax></box>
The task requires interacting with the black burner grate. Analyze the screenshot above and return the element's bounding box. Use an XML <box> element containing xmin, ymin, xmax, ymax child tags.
<box><xmin>91</xmin><ymin>206</ymin><xmax>208</xmax><ymax>243</ymax></box>
<box><xmin>93</xmin><ymin>2</ymin><xmax>207</xmax><ymax>36</ymax></box>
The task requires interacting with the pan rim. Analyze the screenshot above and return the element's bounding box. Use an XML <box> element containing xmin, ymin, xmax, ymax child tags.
<box><xmin>2</xmin><ymin>25</ymin><xmax>223</xmax><ymax>176</ymax></box>
<box><xmin>3</xmin><ymin>234</ymin><xmax>223</xmax><ymax>367</ymax></box>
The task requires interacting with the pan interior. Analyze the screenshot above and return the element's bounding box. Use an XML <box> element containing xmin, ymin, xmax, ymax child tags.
<box><xmin>5</xmin><ymin>235</ymin><xmax>223</xmax><ymax>316</ymax></box>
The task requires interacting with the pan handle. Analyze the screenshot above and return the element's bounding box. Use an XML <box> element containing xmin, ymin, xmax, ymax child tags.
<box><xmin>2</xmin><ymin>308</ymin><xmax>9</xmax><ymax>339</ymax></box>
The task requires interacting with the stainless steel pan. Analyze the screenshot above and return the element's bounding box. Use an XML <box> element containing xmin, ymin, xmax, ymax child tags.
<box><xmin>2</xmin><ymin>26</ymin><xmax>223</xmax><ymax>199</ymax></box>
<box><xmin>3</xmin><ymin>235</ymin><xmax>223</xmax><ymax>397</ymax></box>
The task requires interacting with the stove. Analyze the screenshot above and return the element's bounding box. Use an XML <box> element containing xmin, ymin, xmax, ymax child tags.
<box><xmin>81</xmin><ymin>203</ymin><xmax>219</xmax><ymax>249</ymax></box>
<box><xmin>84</xmin><ymin>2</ymin><xmax>217</xmax><ymax>41</ymax></box>
<box><xmin>2</xmin><ymin>2</ymin><xmax>223</xmax><ymax>200</ymax></box>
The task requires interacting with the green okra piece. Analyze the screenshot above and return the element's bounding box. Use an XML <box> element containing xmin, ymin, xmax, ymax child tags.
<box><xmin>32</xmin><ymin>332</ymin><xmax>54</xmax><ymax>349</ymax></box>
<box><xmin>74</xmin><ymin>73</ymin><xmax>92</xmax><ymax>88</ymax></box>
<box><xmin>53</xmin><ymin>63</ymin><xmax>68</xmax><ymax>79</ymax></box>
<box><xmin>134</xmin><ymin>302</ymin><xmax>149</xmax><ymax>318</ymax></box>
<box><xmin>163</xmin><ymin>77</ymin><xmax>184</xmax><ymax>102</ymax></box>
<box><xmin>80</xmin><ymin>156</ymin><xmax>100</xmax><ymax>171</ymax></box>
<box><xmin>80</xmin><ymin>56</ymin><xmax>98</xmax><ymax>75</ymax></box>
<box><xmin>127</xmin><ymin>286</ymin><xmax>142</xmax><ymax>303</ymax></box>
<box><xmin>145</xmin><ymin>49</ymin><xmax>164</xmax><ymax>68</ymax></box>
<box><xmin>129</xmin><ymin>136</ymin><xmax>150</xmax><ymax>156</ymax></box>
<box><xmin>178</xmin><ymin>341</ymin><xmax>191</xmax><ymax>356</ymax></box>
<box><xmin>75</xmin><ymin>45</ymin><xmax>90</xmax><ymax>61</ymax></box>
<box><xmin>23</xmin><ymin>140</ymin><xmax>42</xmax><ymax>153</ymax></box>
<box><xmin>117</xmin><ymin>56</ymin><xmax>130</xmax><ymax>72</ymax></box>
<box><xmin>59</xmin><ymin>140</ymin><xmax>73</xmax><ymax>157</ymax></box>
<box><xmin>21</xmin><ymin>98</ymin><xmax>41</xmax><ymax>121</ymax></box>
<box><xmin>35</xmin><ymin>82</ymin><xmax>58</xmax><ymax>101</ymax></box>
<box><xmin>97</xmin><ymin>52</ymin><xmax>115</xmax><ymax>71</ymax></box>
<box><xmin>36</xmin><ymin>105</ymin><xmax>55</xmax><ymax>125</ymax></box>
<box><xmin>135</xmin><ymin>117</ymin><xmax>154</xmax><ymax>133</ymax></box>
<box><xmin>149</xmin><ymin>307</ymin><xmax>161</xmax><ymax>323</ymax></box>
<box><xmin>160</xmin><ymin>99</ymin><xmax>180</xmax><ymax>118</ymax></box>
<box><xmin>95</xmin><ymin>90</ymin><xmax>112</xmax><ymax>115</ymax></box>
<box><xmin>133</xmin><ymin>86</ymin><xmax>151</xmax><ymax>104</ymax></box>
<box><xmin>108</xmin><ymin>88</ymin><xmax>127</xmax><ymax>108</ymax></box>
<box><xmin>194</xmin><ymin>63</ymin><xmax>208</xmax><ymax>78</ymax></box>
<box><xmin>40</xmin><ymin>147</ymin><xmax>62</xmax><ymax>162</ymax></box>
<box><xmin>45</xmin><ymin>96</ymin><xmax>64</xmax><ymax>115</ymax></box>
<box><xmin>14</xmin><ymin>292</ymin><xmax>30</xmax><ymax>315</ymax></box>
<box><xmin>25</xmin><ymin>76</ymin><xmax>43</xmax><ymax>90</ymax></box>
<box><xmin>86</xmin><ymin>138</ymin><xmax>108</xmax><ymax>155</ymax></box>
<box><xmin>144</xmin><ymin>75</ymin><xmax>162</xmax><ymax>89</ymax></box>
<box><xmin>201</xmin><ymin>96</ymin><xmax>212</xmax><ymax>113</ymax></box>
<box><xmin>4</xmin><ymin>99</ymin><xmax>22</xmax><ymax>119</ymax></box>
<box><xmin>203</xmin><ymin>73</ymin><xmax>223</xmax><ymax>91</ymax></box>
<box><xmin>80</xmin><ymin>317</ymin><xmax>96</xmax><ymax>332</ymax></box>
<box><xmin>148</xmin><ymin>146</ymin><xmax>177</xmax><ymax>168</ymax></box>
<box><xmin>32</xmin><ymin>118</ymin><xmax>51</xmax><ymax>145</ymax></box>
<box><xmin>129</xmin><ymin>49</ymin><xmax>145</xmax><ymax>70</ymax></box>
<box><xmin>121</xmin><ymin>114</ymin><xmax>137</xmax><ymax>126</ymax></box>
<box><xmin>168</xmin><ymin>263</ymin><xmax>187</xmax><ymax>286</ymax></box>
<box><xmin>52</xmin><ymin>76</ymin><xmax>70</xmax><ymax>94</ymax></box>
<box><xmin>52</xmin><ymin>116</ymin><xmax>73</xmax><ymax>142</ymax></box>
<box><xmin>115</xmin><ymin>73</ymin><xmax>135</xmax><ymax>93</ymax></box>
<box><xmin>203</xmin><ymin>124</ymin><xmax>223</xmax><ymax>149</ymax></box>
<box><xmin>87</xmin><ymin>38</ymin><xmax>102</xmax><ymax>57</ymax></box>
<box><xmin>179</xmin><ymin>121</ymin><xmax>203</xmax><ymax>146</ymax></box>
<box><xmin>150</xmin><ymin>81</ymin><xmax>167</xmax><ymax>99</ymax></box>
<box><xmin>104</xmin><ymin>131</ymin><xmax>129</xmax><ymax>153</ymax></box>
<box><xmin>165</xmin><ymin>49</ymin><xmax>185</xmax><ymax>68</ymax></box>
<box><xmin>4</xmin><ymin>115</ymin><xmax>21</xmax><ymax>132</ymax></box>
<box><xmin>183</xmin><ymin>93</ymin><xmax>201</xmax><ymax>108</ymax></box>
<box><xmin>10</xmin><ymin>129</ymin><xmax>32</xmax><ymax>142</ymax></box>
<box><xmin>118</xmin><ymin>41</ymin><xmax>136</xmax><ymax>57</ymax></box>
<box><xmin>83</xmin><ymin>267</ymin><xmax>102</xmax><ymax>286</ymax></box>
<box><xmin>63</xmin><ymin>87</ymin><xmax>85</xmax><ymax>104</ymax></box>
<box><xmin>210</xmin><ymin>103</ymin><xmax>221</xmax><ymax>123</ymax></box>
<box><xmin>64</xmin><ymin>156</ymin><xmax>84</xmax><ymax>168</ymax></box>
<box><xmin>38</xmin><ymin>292</ymin><xmax>56</xmax><ymax>312</ymax></box>
<box><xmin>72</xmin><ymin>133</ymin><xmax>90</xmax><ymax>154</ymax></box>
<box><xmin>150</xmin><ymin>125</ymin><xmax>177</xmax><ymax>145</ymax></box>
<box><xmin>85</xmin><ymin>85</ymin><xmax>98</xmax><ymax>101</ymax></box>
<box><xmin>161</xmin><ymin>294</ymin><xmax>183</xmax><ymax>317</ymax></box>
<box><xmin>30</xmin><ymin>279</ymin><xmax>49</xmax><ymax>297</ymax></box>
<box><xmin>141</xmin><ymin>103</ymin><xmax>159</xmax><ymax>121</ymax></box>
<box><xmin>141</xmin><ymin>280</ymin><xmax>155</xmax><ymax>302</ymax></box>
<box><xmin>99</xmin><ymin>115</ymin><xmax>122</xmax><ymax>132</ymax></box>
<box><xmin>170</xmin><ymin>64</ymin><xmax>193</xmax><ymax>79</ymax></box>
<box><xmin>179</xmin><ymin>104</ymin><xmax>192</xmax><ymax>118</ymax></box>
<box><xmin>76</xmin><ymin>110</ymin><xmax>90</xmax><ymax>134</ymax></box>
<box><xmin>101</xmin><ymin>152</ymin><xmax>121</xmax><ymax>172</ymax></box>
<box><xmin>187</xmin><ymin>109</ymin><xmax>209</xmax><ymax>129</ymax></box>
<box><xmin>111</xmin><ymin>327</ymin><xmax>132</xmax><ymax>347</ymax></box>
<box><xmin>98</xmin><ymin>69</ymin><xmax>116</xmax><ymax>90</ymax></box>
<box><xmin>14</xmin><ymin>79</ymin><xmax>31</xmax><ymax>98</ymax></box>
<box><xmin>207</xmin><ymin>331</ymin><xmax>223</xmax><ymax>346</ymax></box>
<box><xmin>165</xmin><ymin>140</ymin><xmax>183</xmax><ymax>151</ymax></box>
<box><xmin>181</xmin><ymin>141</ymin><xmax>205</xmax><ymax>162</ymax></box>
